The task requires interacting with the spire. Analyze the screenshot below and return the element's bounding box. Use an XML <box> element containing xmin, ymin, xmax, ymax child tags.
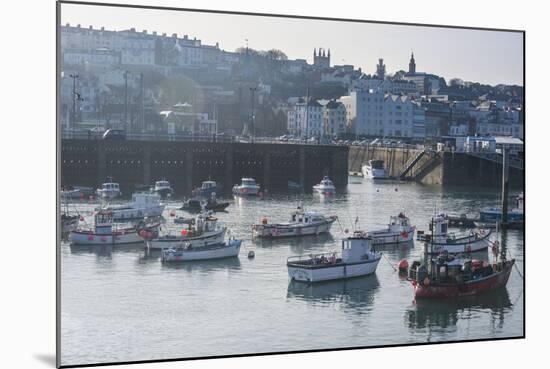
<box><xmin>314</xmin><ymin>48</ymin><xmax>316</xmax><ymax>57</ymax></box>
<box><xmin>328</xmin><ymin>48</ymin><xmax>331</xmax><ymax>57</ymax></box>
<box><xmin>409</xmin><ymin>50</ymin><xmax>416</xmax><ymax>74</ymax></box>
<box><xmin>322</xmin><ymin>49</ymin><xmax>326</xmax><ymax>57</ymax></box>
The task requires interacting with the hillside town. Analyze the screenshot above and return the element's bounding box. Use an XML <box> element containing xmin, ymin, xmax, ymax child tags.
<box><xmin>60</xmin><ymin>24</ymin><xmax>524</xmax><ymax>153</ymax></box>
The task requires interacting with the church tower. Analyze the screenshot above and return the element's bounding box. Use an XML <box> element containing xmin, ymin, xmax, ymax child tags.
<box><xmin>409</xmin><ymin>51</ymin><xmax>416</xmax><ymax>74</ymax></box>
<box><xmin>313</xmin><ymin>47</ymin><xmax>330</xmax><ymax>68</ymax></box>
<box><xmin>376</xmin><ymin>58</ymin><xmax>386</xmax><ymax>79</ymax></box>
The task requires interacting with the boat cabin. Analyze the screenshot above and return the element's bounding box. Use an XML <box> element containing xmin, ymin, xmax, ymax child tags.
<box><xmin>201</xmin><ymin>180</ymin><xmax>217</xmax><ymax>190</ymax></box>
<box><xmin>390</xmin><ymin>213</ymin><xmax>410</xmax><ymax>228</ymax></box>
<box><xmin>94</xmin><ymin>211</ymin><xmax>114</xmax><ymax>234</ymax></box>
<box><xmin>101</xmin><ymin>183</ymin><xmax>120</xmax><ymax>191</ymax></box>
<box><xmin>241</xmin><ymin>178</ymin><xmax>257</xmax><ymax>186</ymax></box>
<box><xmin>319</xmin><ymin>176</ymin><xmax>334</xmax><ymax>186</ymax></box>
<box><xmin>369</xmin><ymin>160</ymin><xmax>385</xmax><ymax>169</ymax></box>
<box><xmin>341</xmin><ymin>233</ymin><xmax>371</xmax><ymax>263</ymax></box>
<box><xmin>155</xmin><ymin>180</ymin><xmax>170</xmax><ymax>189</ymax></box>
<box><xmin>429</xmin><ymin>215</ymin><xmax>448</xmax><ymax>236</ymax></box>
<box><xmin>290</xmin><ymin>211</ymin><xmax>326</xmax><ymax>224</ymax></box>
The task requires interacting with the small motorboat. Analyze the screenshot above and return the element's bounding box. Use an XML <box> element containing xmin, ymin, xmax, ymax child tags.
<box><xmin>252</xmin><ymin>206</ymin><xmax>337</xmax><ymax>238</ymax></box>
<box><xmin>479</xmin><ymin>192</ymin><xmax>524</xmax><ymax>223</ymax></box>
<box><xmin>195</xmin><ymin>180</ymin><xmax>221</xmax><ymax>198</ymax></box>
<box><xmin>312</xmin><ymin>176</ymin><xmax>336</xmax><ymax>195</ymax></box>
<box><xmin>61</xmin><ymin>213</ymin><xmax>80</xmax><ymax>233</ymax></box>
<box><xmin>204</xmin><ymin>193</ymin><xmax>230</xmax><ymax>212</ymax></box>
<box><xmin>180</xmin><ymin>198</ymin><xmax>203</xmax><ymax>212</ymax></box>
<box><xmin>96</xmin><ymin>182</ymin><xmax>121</xmax><ymax>200</ymax></box>
<box><xmin>146</xmin><ymin>212</ymin><xmax>226</xmax><ymax>250</ymax></box>
<box><xmin>416</xmin><ymin>214</ymin><xmax>492</xmax><ymax>254</ymax></box>
<box><xmin>161</xmin><ymin>239</ymin><xmax>242</xmax><ymax>262</ymax></box>
<box><xmin>232</xmin><ymin>178</ymin><xmax>260</xmax><ymax>196</ymax></box>
<box><xmin>152</xmin><ymin>180</ymin><xmax>173</xmax><ymax>199</ymax></box>
<box><xmin>366</xmin><ymin>213</ymin><xmax>415</xmax><ymax>245</ymax></box>
<box><xmin>408</xmin><ymin>251</ymin><xmax>515</xmax><ymax>299</ymax></box>
<box><xmin>69</xmin><ymin>210</ymin><xmax>160</xmax><ymax>245</ymax></box>
<box><xmin>96</xmin><ymin>192</ymin><xmax>165</xmax><ymax>221</ymax></box>
<box><xmin>61</xmin><ymin>186</ymin><xmax>95</xmax><ymax>200</ymax></box>
<box><xmin>362</xmin><ymin>159</ymin><xmax>389</xmax><ymax>180</ymax></box>
<box><xmin>287</xmin><ymin>231</ymin><xmax>381</xmax><ymax>283</ymax></box>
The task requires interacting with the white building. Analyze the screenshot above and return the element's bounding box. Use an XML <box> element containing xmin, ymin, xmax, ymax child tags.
<box><xmin>352</xmin><ymin>76</ymin><xmax>418</xmax><ymax>96</ymax></box>
<box><xmin>319</xmin><ymin>100</ymin><xmax>347</xmax><ymax>138</ymax></box>
<box><xmin>339</xmin><ymin>89</ymin><xmax>419</xmax><ymax>138</ymax></box>
<box><xmin>63</xmin><ymin>48</ymin><xmax>121</xmax><ymax>68</ymax></box>
<box><xmin>287</xmin><ymin>98</ymin><xmax>324</xmax><ymax>138</ymax></box>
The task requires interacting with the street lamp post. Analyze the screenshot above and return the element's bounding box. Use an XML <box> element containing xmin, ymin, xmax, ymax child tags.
<box><xmin>70</xmin><ymin>73</ymin><xmax>79</xmax><ymax>136</ymax></box>
<box><xmin>250</xmin><ymin>87</ymin><xmax>257</xmax><ymax>143</ymax></box>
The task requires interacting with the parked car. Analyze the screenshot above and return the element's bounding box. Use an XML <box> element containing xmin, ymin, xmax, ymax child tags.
<box><xmin>102</xmin><ymin>129</ymin><xmax>126</xmax><ymax>140</ymax></box>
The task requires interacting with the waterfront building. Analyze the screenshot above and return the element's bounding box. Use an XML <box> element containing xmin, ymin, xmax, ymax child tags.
<box><xmin>286</xmin><ymin>98</ymin><xmax>324</xmax><ymax>138</ymax></box>
<box><xmin>339</xmin><ymin>89</ymin><xmax>419</xmax><ymax>138</ymax></box>
<box><xmin>320</xmin><ymin>100</ymin><xmax>347</xmax><ymax>138</ymax></box>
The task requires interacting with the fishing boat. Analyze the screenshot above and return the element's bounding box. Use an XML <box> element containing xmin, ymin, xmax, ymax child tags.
<box><xmin>478</xmin><ymin>192</ymin><xmax>524</xmax><ymax>223</ymax></box>
<box><xmin>69</xmin><ymin>210</ymin><xmax>160</xmax><ymax>245</ymax></box>
<box><xmin>312</xmin><ymin>176</ymin><xmax>336</xmax><ymax>195</ymax></box>
<box><xmin>204</xmin><ymin>193</ymin><xmax>230</xmax><ymax>212</ymax></box>
<box><xmin>161</xmin><ymin>239</ymin><xmax>242</xmax><ymax>262</ymax></box>
<box><xmin>61</xmin><ymin>186</ymin><xmax>95</xmax><ymax>200</ymax></box>
<box><xmin>180</xmin><ymin>198</ymin><xmax>203</xmax><ymax>212</ymax></box>
<box><xmin>151</xmin><ymin>180</ymin><xmax>173</xmax><ymax>199</ymax></box>
<box><xmin>96</xmin><ymin>192</ymin><xmax>165</xmax><ymax>221</ymax></box>
<box><xmin>252</xmin><ymin>206</ymin><xmax>337</xmax><ymax>238</ymax></box>
<box><xmin>416</xmin><ymin>214</ymin><xmax>492</xmax><ymax>254</ymax></box>
<box><xmin>287</xmin><ymin>231</ymin><xmax>381</xmax><ymax>283</ymax></box>
<box><xmin>145</xmin><ymin>212</ymin><xmax>226</xmax><ymax>250</ymax></box>
<box><xmin>366</xmin><ymin>213</ymin><xmax>415</xmax><ymax>245</ymax></box>
<box><xmin>362</xmin><ymin>159</ymin><xmax>389</xmax><ymax>180</ymax></box>
<box><xmin>408</xmin><ymin>249</ymin><xmax>515</xmax><ymax>299</ymax></box>
<box><xmin>232</xmin><ymin>178</ymin><xmax>260</xmax><ymax>196</ymax></box>
<box><xmin>96</xmin><ymin>182</ymin><xmax>121</xmax><ymax>200</ymax></box>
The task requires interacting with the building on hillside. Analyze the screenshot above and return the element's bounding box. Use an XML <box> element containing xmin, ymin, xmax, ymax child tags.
<box><xmin>286</xmin><ymin>98</ymin><xmax>324</xmax><ymax>138</ymax></box>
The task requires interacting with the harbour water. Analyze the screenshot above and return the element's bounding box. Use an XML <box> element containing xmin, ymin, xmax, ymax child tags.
<box><xmin>60</xmin><ymin>178</ymin><xmax>524</xmax><ymax>366</ymax></box>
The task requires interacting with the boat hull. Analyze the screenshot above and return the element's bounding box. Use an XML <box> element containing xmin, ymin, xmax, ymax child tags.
<box><xmin>427</xmin><ymin>230</ymin><xmax>492</xmax><ymax>254</ymax></box>
<box><xmin>161</xmin><ymin>240</ymin><xmax>241</xmax><ymax>262</ymax></box>
<box><xmin>288</xmin><ymin>257</ymin><xmax>381</xmax><ymax>283</ymax></box>
<box><xmin>253</xmin><ymin>218</ymin><xmax>336</xmax><ymax>238</ymax></box>
<box><xmin>232</xmin><ymin>186</ymin><xmax>260</xmax><ymax>196</ymax></box>
<box><xmin>414</xmin><ymin>260</ymin><xmax>514</xmax><ymax>299</ymax></box>
<box><xmin>146</xmin><ymin>228</ymin><xmax>226</xmax><ymax>250</ymax></box>
<box><xmin>368</xmin><ymin>226</ymin><xmax>415</xmax><ymax>245</ymax></box>
<box><xmin>69</xmin><ymin>226</ymin><xmax>157</xmax><ymax>245</ymax></box>
<box><xmin>109</xmin><ymin>204</ymin><xmax>166</xmax><ymax>221</ymax></box>
<box><xmin>312</xmin><ymin>187</ymin><xmax>336</xmax><ymax>195</ymax></box>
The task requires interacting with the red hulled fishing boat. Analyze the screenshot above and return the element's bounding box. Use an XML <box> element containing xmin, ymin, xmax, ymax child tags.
<box><xmin>408</xmin><ymin>217</ymin><xmax>515</xmax><ymax>299</ymax></box>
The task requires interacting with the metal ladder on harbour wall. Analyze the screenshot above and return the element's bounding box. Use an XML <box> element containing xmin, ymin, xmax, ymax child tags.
<box><xmin>399</xmin><ymin>150</ymin><xmax>427</xmax><ymax>179</ymax></box>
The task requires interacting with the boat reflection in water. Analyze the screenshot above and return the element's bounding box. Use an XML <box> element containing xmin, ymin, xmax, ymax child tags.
<box><xmin>253</xmin><ymin>232</ymin><xmax>335</xmax><ymax>253</ymax></box>
<box><xmin>69</xmin><ymin>243</ymin><xmax>144</xmax><ymax>258</ymax></box>
<box><xmin>405</xmin><ymin>288</ymin><xmax>513</xmax><ymax>336</ymax></box>
<box><xmin>371</xmin><ymin>239</ymin><xmax>415</xmax><ymax>260</ymax></box>
<box><xmin>159</xmin><ymin>256</ymin><xmax>242</xmax><ymax>274</ymax></box>
<box><xmin>287</xmin><ymin>274</ymin><xmax>380</xmax><ymax>313</ymax></box>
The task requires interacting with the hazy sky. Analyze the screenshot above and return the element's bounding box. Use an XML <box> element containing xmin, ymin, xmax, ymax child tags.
<box><xmin>61</xmin><ymin>3</ymin><xmax>523</xmax><ymax>86</ymax></box>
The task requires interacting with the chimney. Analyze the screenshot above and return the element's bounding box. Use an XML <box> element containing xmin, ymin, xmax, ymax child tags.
<box><xmin>101</xmin><ymin>26</ymin><xmax>105</xmax><ymax>31</ymax></box>
<box><xmin>89</xmin><ymin>25</ymin><xmax>92</xmax><ymax>30</ymax></box>
<box><xmin>77</xmin><ymin>24</ymin><xmax>81</xmax><ymax>28</ymax></box>
<box><xmin>65</xmin><ymin>23</ymin><xmax>70</xmax><ymax>27</ymax></box>
<box><xmin>130</xmin><ymin>27</ymin><xmax>135</xmax><ymax>32</ymax></box>
<box><xmin>152</xmin><ymin>31</ymin><xmax>157</xmax><ymax>35</ymax></box>
<box><xmin>172</xmin><ymin>33</ymin><xmax>177</xmax><ymax>38</ymax></box>
<box><xmin>143</xmin><ymin>30</ymin><xmax>147</xmax><ymax>34</ymax></box>
<box><xmin>162</xmin><ymin>33</ymin><xmax>166</xmax><ymax>37</ymax></box>
<box><xmin>184</xmin><ymin>35</ymin><xmax>188</xmax><ymax>40</ymax></box>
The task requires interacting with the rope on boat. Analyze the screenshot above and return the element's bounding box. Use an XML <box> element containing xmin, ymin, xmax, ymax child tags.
<box><xmin>336</xmin><ymin>217</ymin><xmax>346</xmax><ymax>234</ymax></box>
<box><xmin>381</xmin><ymin>253</ymin><xmax>398</xmax><ymax>272</ymax></box>
<box><xmin>508</xmin><ymin>248</ymin><xmax>524</xmax><ymax>280</ymax></box>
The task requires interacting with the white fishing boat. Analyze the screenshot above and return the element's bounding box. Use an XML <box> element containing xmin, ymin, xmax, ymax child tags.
<box><xmin>232</xmin><ymin>178</ymin><xmax>260</xmax><ymax>196</ymax></box>
<box><xmin>252</xmin><ymin>206</ymin><xmax>337</xmax><ymax>238</ymax></box>
<box><xmin>362</xmin><ymin>159</ymin><xmax>389</xmax><ymax>180</ymax></box>
<box><xmin>69</xmin><ymin>211</ymin><xmax>160</xmax><ymax>245</ymax></box>
<box><xmin>152</xmin><ymin>180</ymin><xmax>173</xmax><ymax>199</ymax></box>
<box><xmin>161</xmin><ymin>239</ymin><xmax>242</xmax><ymax>262</ymax></box>
<box><xmin>96</xmin><ymin>192</ymin><xmax>165</xmax><ymax>221</ymax></box>
<box><xmin>287</xmin><ymin>231</ymin><xmax>382</xmax><ymax>283</ymax></box>
<box><xmin>96</xmin><ymin>182</ymin><xmax>121</xmax><ymax>200</ymax></box>
<box><xmin>312</xmin><ymin>176</ymin><xmax>336</xmax><ymax>195</ymax></box>
<box><xmin>417</xmin><ymin>214</ymin><xmax>492</xmax><ymax>254</ymax></box>
<box><xmin>146</xmin><ymin>212</ymin><xmax>226</xmax><ymax>250</ymax></box>
<box><xmin>366</xmin><ymin>213</ymin><xmax>415</xmax><ymax>245</ymax></box>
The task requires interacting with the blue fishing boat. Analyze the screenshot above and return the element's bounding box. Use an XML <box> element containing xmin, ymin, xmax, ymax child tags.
<box><xmin>479</xmin><ymin>192</ymin><xmax>524</xmax><ymax>223</ymax></box>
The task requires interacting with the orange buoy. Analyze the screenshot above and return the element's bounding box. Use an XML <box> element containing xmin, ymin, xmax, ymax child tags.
<box><xmin>398</xmin><ymin>259</ymin><xmax>409</xmax><ymax>271</ymax></box>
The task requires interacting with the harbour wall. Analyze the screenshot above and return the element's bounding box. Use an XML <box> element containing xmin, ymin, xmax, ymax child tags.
<box><xmin>348</xmin><ymin>146</ymin><xmax>524</xmax><ymax>188</ymax></box>
<box><xmin>61</xmin><ymin>139</ymin><xmax>349</xmax><ymax>195</ymax></box>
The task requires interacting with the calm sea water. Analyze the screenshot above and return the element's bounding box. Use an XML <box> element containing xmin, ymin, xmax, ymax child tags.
<box><xmin>60</xmin><ymin>178</ymin><xmax>524</xmax><ymax>366</ymax></box>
